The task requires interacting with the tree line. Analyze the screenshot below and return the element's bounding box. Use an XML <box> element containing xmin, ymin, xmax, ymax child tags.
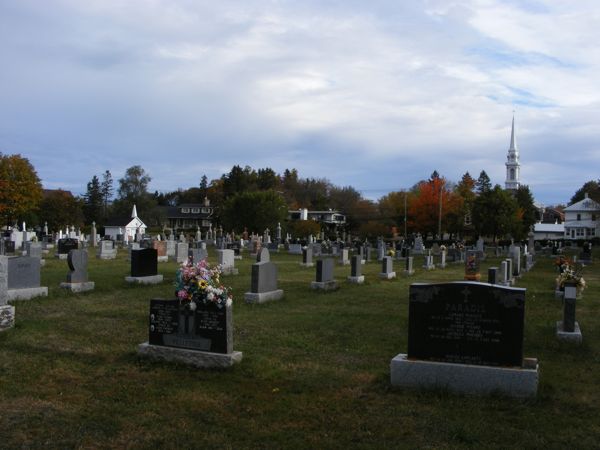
<box><xmin>0</xmin><ymin>153</ymin><xmax>579</xmax><ymax>241</ymax></box>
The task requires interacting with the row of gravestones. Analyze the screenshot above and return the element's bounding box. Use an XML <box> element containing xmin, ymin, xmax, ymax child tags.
<box><xmin>5</xmin><ymin>241</ymin><xmax>566</xmax><ymax>400</ymax></box>
<box><xmin>138</xmin><ymin>245</ymin><xmax>546</xmax><ymax>398</ymax></box>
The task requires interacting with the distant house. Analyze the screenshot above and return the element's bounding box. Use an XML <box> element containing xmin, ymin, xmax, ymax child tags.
<box><xmin>563</xmin><ymin>193</ymin><xmax>600</xmax><ymax>240</ymax></box>
<box><xmin>533</xmin><ymin>222</ymin><xmax>564</xmax><ymax>240</ymax></box>
<box><xmin>287</xmin><ymin>208</ymin><xmax>346</xmax><ymax>232</ymax></box>
<box><xmin>540</xmin><ymin>207</ymin><xmax>564</xmax><ymax>224</ymax></box>
<box><xmin>104</xmin><ymin>205</ymin><xmax>146</xmax><ymax>241</ymax></box>
<box><xmin>166</xmin><ymin>198</ymin><xmax>214</xmax><ymax>231</ymax></box>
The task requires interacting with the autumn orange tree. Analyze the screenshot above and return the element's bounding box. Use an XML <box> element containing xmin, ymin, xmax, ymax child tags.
<box><xmin>407</xmin><ymin>175</ymin><xmax>463</xmax><ymax>238</ymax></box>
<box><xmin>0</xmin><ymin>153</ymin><xmax>43</xmax><ymax>228</ymax></box>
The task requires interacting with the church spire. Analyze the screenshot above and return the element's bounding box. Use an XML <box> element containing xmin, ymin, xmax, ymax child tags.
<box><xmin>509</xmin><ymin>115</ymin><xmax>517</xmax><ymax>151</ymax></box>
<box><xmin>505</xmin><ymin>114</ymin><xmax>521</xmax><ymax>191</ymax></box>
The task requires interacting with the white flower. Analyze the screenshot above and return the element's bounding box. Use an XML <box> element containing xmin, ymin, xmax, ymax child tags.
<box><xmin>226</xmin><ymin>298</ymin><xmax>233</xmax><ymax>307</ymax></box>
<box><xmin>189</xmin><ymin>301</ymin><xmax>197</xmax><ymax>311</ymax></box>
<box><xmin>207</xmin><ymin>292</ymin><xmax>215</xmax><ymax>301</ymax></box>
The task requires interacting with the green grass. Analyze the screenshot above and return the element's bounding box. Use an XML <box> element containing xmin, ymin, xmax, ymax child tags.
<box><xmin>1</xmin><ymin>247</ymin><xmax>600</xmax><ymax>449</ymax></box>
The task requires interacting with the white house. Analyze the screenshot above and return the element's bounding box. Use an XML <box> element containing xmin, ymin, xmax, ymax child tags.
<box><xmin>563</xmin><ymin>193</ymin><xmax>600</xmax><ymax>240</ymax></box>
<box><xmin>104</xmin><ymin>205</ymin><xmax>147</xmax><ymax>242</ymax></box>
<box><xmin>533</xmin><ymin>222</ymin><xmax>564</xmax><ymax>240</ymax></box>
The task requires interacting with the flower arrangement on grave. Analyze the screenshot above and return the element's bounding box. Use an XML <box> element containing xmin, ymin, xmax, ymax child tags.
<box><xmin>175</xmin><ymin>258</ymin><xmax>233</xmax><ymax>312</ymax></box>
<box><xmin>555</xmin><ymin>263</ymin><xmax>586</xmax><ymax>293</ymax></box>
<box><xmin>387</xmin><ymin>249</ymin><xmax>395</xmax><ymax>257</ymax></box>
<box><xmin>554</xmin><ymin>256</ymin><xmax>572</xmax><ymax>273</ymax></box>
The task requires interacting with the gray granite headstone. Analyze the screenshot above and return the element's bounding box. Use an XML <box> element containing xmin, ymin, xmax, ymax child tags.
<box><xmin>217</xmin><ymin>249</ymin><xmax>235</xmax><ymax>268</ymax></box>
<box><xmin>488</xmin><ymin>267</ymin><xmax>498</xmax><ymax>285</ymax></box>
<box><xmin>302</xmin><ymin>247</ymin><xmax>313</xmax><ymax>265</ymax></box>
<box><xmin>257</xmin><ymin>248</ymin><xmax>270</xmax><ymax>263</ymax></box>
<box><xmin>316</xmin><ymin>258</ymin><xmax>334</xmax><ymax>283</ymax></box>
<box><xmin>26</xmin><ymin>242</ymin><xmax>42</xmax><ymax>259</ymax></box>
<box><xmin>8</xmin><ymin>256</ymin><xmax>41</xmax><ymax>289</ymax></box>
<box><xmin>250</xmin><ymin>261</ymin><xmax>278</xmax><ymax>293</ymax></box>
<box><xmin>188</xmin><ymin>248</ymin><xmax>207</xmax><ymax>263</ymax></box>
<box><xmin>382</xmin><ymin>256</ymin><xmax>393</xmax><ymax>274</ymax></box>
<box><xmin>66</xmin><ymin>249</ymin><xmax>88</xmax><ymax>283</ymax></box>
<box><xmin>176</xmin><ymin>242</ymin><xmax>189</xmax><ymax>263</ymax></box>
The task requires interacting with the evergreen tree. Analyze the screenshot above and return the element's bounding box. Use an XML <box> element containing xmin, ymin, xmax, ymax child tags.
<box><xmin>100</xmin><ymin>170</ymin><xmax>114</xmax><ymax>218</ymax></box>
<box><xmin>83</xmin><ymin>175</ymin><xmax>104</xmax><ymax>225</ymax></box>
<box><xmin>514</xmin><ymin>185</ymin><xmax>538</xmax><ymax>239</ymax></box>
<box><xmin>471</xmin><ymin>185</ymin><xmax>518</xmax><ymax>241</ymax></box>
<box><xmin>475</xmin><ymin>170</ymin><xmax>492</xmax><ymax>194</ymax></box>
<box><xmin>570</xmin><ymin>180</ymin><xmax>600</xmax><ymax>204</ymax></box>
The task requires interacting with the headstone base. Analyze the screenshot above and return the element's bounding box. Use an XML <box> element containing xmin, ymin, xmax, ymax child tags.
<box><xmin>125</xmin><ymin>275</ymin><xmax>164</xmax><ymax>285</ymax></box>
<box><xmin>234</xmin><ymin>255</ymin><xmax>242</xmax><ymax>260</ymax></box>
<box><xmin>379</xmin><ymin>272</ymin><xmax>397</xmax><ymax>280</ymax></box>
<box><xmin>556</xmin><ymin>321</ymin><xmax>582</xmax><ymax>344</ymax></box>
<box><xmin>56</xmin><ymin>254</ymin><xmax>69</xmax><ymax>260</ymax></box>
<box><xmin>310</xmin><ymin>280</ymin><xmax>338</xmax><ymax>291</ymax></box>
<box><xmin>7</xmin><ymin>287</ymin><xmax>48</xmax><ymax>302</ymax></box>
<box><xmin>60</xmin><ymin>281</ymin><xmax>95</xmax><ymax>293</ymax></box>
<box><xmin>300</xmin><ymin>263</ymin><xmax>314</xmax><ymax>268</ymax></box>
<box><xmin>138</xmin><ymin>342</ymin><xmax>242</xmax><ymax>368</ymax></box>
<box><xmin>439</xmin><ymin>263</ymin><xmax>446</xmax><ymax>269</ymax></box>
<box><xmin>221</xmin><ymin>267</ymin><xmax>239</xmax><ymax>276</ymax></box>
<box><xmin>244</xmin><ymin>289</ymin><xmax>284</xmax><ymax>304</ymax></box>
<box><xmin>347</xmin><ymin>275</ymin><xmax>364</xmax><ymax>284</ymax></box>
<box><xmin>404</xmin><ymin>270</ymin><xmax>415</xmax><ymax>276</ymax></box>
<box><xmin>157</xmin><ymin>256</ymin><xmax>168</xmax><ymax>262</ymax></box>
<box><xmin>97</xmin><ymin>252</ymin><xmax>117</xmax><ymax>260</ymax></box>
<box><xmin>422</xmin><ymin>264</ymin><xmax>435</xmax><ymax>270</ymax></box>
<box><xmin>390</xmin><ymin>353</ymin><xmax>538</xmax><ymax>398</ymax></box>
<box><xmin>0</xmin><ymin>305</ymin><xmax>15</xmax><ymax>331</ymax></box>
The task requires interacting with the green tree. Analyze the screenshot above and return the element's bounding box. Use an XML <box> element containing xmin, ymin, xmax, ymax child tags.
<box><xmin>39</xmin><ymin>190</ymin><xmax>84</xmax><ymax>231</ymax></box>
<box><xmin>100</xmin><ymin>170</ymin><xmax>114</xmax><ymax>218</ymax></box>
<box><xmin>475</xmin><ymin>170</ymin><xmax>492</xmax><ymax>194</ymax></box>
<box><xmin>222</xmin><ymin>165</ymin><xmax>258</xmax><ymax>198</ymax></box>
<box><xmin>112</xmin><ymin>165</ymin><xmax>155</xmax><ymax>217</ymax></box>
<box><xmin>220</xmin><ymin>190</ymin><xmax>287</xmax><ymax>233</ymax></box>
<box><xmin>83</xmin><ymin>175</ymin><xmax>104</xmax><ymax>225</ymax></box>
<box><xmin>570</xmin><ymin>180</ymin><xmax>600</xmax><ymax>204</ymax></box>
<box><xmin>513</xmin><ymin>185</ymin><xmax>538</xmax><ymax>239</ymax></box>
<box><xmin>0</xmin><ymin>153</ymin><xmax>43</xmax><ymax>228</ymax></box>
<box><xmin>199</xmin><ymin>175</ymin><xmax>208</xmax><ymax>198</ymax></box>
<box><xmin>257</xmin><ymin>168</ymin><xmax>280</xmax><ymax>191</ymax></box>
<box><xmin>471</xmin><ymin>185</ymin><xmax>518</xmax><ymax>242</ymax></box>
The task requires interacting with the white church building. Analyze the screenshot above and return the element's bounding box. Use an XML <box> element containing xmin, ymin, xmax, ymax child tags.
<box><xmin>104</xmin><ymin>205</ymin><xmax>147</xmax><ymax>242</ymax></box>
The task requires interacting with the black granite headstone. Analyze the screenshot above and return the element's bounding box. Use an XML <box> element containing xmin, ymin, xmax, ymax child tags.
<box><xmin>131</xmin><ymin>248</ymin><xmax>158</xmax><ymax>277</ymax></box>
<box><xmin>351</xmin><ymin>255</ymin><xmax>361</xmax><ymax>277</ymax></box>
<box><xmin>407</xmin><ymin>282</ymin><xmax>526</xmax><ymax>367</ymax></box>
<box><xmin>58</xmin><ymin>238</ymin><xmax>79</xmax><ymax>255</ymax></box>
<box><xmin>148</xmin><ymin>299</ymin><xmax>231</xmax><ymax>354</ymax></box>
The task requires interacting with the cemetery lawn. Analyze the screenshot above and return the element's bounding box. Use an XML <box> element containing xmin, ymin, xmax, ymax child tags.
<box><xmin>2</xmin><ymin>249</ymin><xmax>600</xmax><ymax>449</ymax></box>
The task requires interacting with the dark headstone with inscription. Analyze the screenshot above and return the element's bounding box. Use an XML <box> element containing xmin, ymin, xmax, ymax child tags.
<box><xmin>148</xmin><ymin>299</ymin><xmax>231</xmax><ymax>354</ymax></box>
<box><xmin>139</xmin><ymin>298</ymin><xmax>242</xmax><ymax>368</ymax></box>
<box><xmin>131</xmin><ymin>248</ymin><xmax>158</xmax><ymax>277</ymax></box>
<box><xmin>58</xmin><ymin>238</ymin><xmax>79</xmax><ymax>255</ymax></box>
<box><xmin>407</xmin><ymin>282</ymin><xmax>526</xmax><ymax>367</ymax></box>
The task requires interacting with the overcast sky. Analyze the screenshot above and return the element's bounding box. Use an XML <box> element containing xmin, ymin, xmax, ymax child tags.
<box><xmin>1</xmin><ymin>0</ymin><xmax>599</xmax><ymax>206</ymax></box>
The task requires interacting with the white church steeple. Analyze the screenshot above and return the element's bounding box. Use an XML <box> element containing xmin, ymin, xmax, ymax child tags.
<box><xmin>505</xmin><ymin>115</ymin><xmax>521</xmax><ymax>190</ymax></box>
